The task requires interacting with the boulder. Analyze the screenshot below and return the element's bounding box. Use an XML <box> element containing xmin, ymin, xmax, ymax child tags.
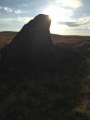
<box><xmin>1</xmin><ymin>14</ymin><xmax>57</xmax><ymax>70</ymax></box>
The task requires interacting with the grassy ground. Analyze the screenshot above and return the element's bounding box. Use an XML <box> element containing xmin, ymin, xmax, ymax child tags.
<box><xmin>0</xmin><ymin>32</ymin><xmax>90</xmax><ymax>120</ymax></box>
<box><xmin>0</xmin><ymin>32</ymin><xmax>17</xmax><ymax>49</ymax></box>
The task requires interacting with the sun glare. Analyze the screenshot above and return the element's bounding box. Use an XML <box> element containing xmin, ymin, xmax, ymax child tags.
<box><xmin>43</xmin><ymin>5</ymin><xmax>72</xmax><ymax>34</ymax></box>
<box><xmin>43</xmin><ymin>6</ymin><xmax>59</xmax><ymax>22</ymax></box>
<box><xmin>43</xmin><ymin>6</ymin><xmax>66</xmax><ymax>23</ymax></box>
<box><xmin>43</xmin><ymin>5</ymin><xmax>67</xmax><ymax>33</ymax></box>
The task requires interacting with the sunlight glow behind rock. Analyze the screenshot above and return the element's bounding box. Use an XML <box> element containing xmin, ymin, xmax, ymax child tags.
<box><xmin>43</xmin><ymin>5</ymin><xmax>74</xmax><ymax>34</ymax></box>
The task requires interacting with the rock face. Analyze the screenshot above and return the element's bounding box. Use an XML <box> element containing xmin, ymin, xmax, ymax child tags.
<box><xmin>1</xmin><ymin>14</ymin><xmax>57</xmax><ymax>70</ymax></box>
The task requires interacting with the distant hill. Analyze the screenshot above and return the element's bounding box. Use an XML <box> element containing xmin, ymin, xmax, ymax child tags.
<box><xmin>0</xmin><ymin>31</ymin><xmax>18</xmax><ymax>33</ymax></box>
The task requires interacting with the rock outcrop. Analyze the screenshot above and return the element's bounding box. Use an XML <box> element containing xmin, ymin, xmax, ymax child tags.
<box><xmin>1</xmin><ymin>14</ymin><xmax>83</xmax><ymax>72</ymax></box>
<box><xmin>1</xmin><ymin>14</ymin><xmax>57</xmax><ymax>70</ymax></box>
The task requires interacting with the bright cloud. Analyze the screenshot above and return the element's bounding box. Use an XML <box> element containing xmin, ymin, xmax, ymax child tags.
<box><xmin>43</xmin><ymin>6</ymin><xmax>74</xmax><ymax>22</ymax></box>
<box><xmin>0</xmin><ymin>6</ymin><xmax>13</xmax><ymax>12</ymax></box>
<box><xmin>3</xmin><ymin>7</ymin><xmax>13</xmax><ymax>12</ymax></box>
<box><xmin>56</xmin><ymin>0</ymin><xmax>83</xmax><ymax>8</ymax></box>
<box><xmin>79</xmin><ymin>16</ymin><xmax>90</xmax><ymax>24</ymax></box>
<box><xmin>0</xmin><ymin>17</ymin><xmax>31</xmax><ymax>23</ymax></box>
<box><xmin>16</xmin><ymin>17</ymin><xmax>31</xmax><ymax>23</ymax></box>
<box><xmin>79</xmin><ymin>16</ymin><xmax>90</xmax><ymax>29</ymax></box>
<box><xmin>15</xmin><ymin>9</ymin><xmax>26</xmax><ymax>14</ymax></box>
<box><xmin>0</xmin><ymin>18</ymin><xmax>13</xmax><ymax>22</ymax></box>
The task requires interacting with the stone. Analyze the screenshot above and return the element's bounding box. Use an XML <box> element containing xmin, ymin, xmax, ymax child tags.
<box><xmin>1</xmin><ymin>14</ymin><xmax>57</xmax><ymax>70</ymax></box>
<box><xmin>1</xmin><ymin>14</ymin><xmax>83</xmax><ymax>72</ymax></box>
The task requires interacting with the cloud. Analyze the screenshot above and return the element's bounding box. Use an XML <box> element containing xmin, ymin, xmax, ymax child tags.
<box><xmin>15</xmin><ymin>9</ymin><xmax>26</xmax><ymax>14</ymax></box>
<box><xmin>16</xmin><ymin>17</ymin><xmax>31</xmax><ymax>23</ymax></box>
<box><xmin>56</xmin><ymin>0</ymin><xmax>83</xmax><ymax>8</ymax></box>
<box><xmin>0</xmin><ymin>4</ymin><xmax>30</xmax><ymax>14</ymax></box>
<box><xmin>43</xmin><ymin>6</ymin><xmax>74</xmax><ymax>22</ymax></box>
<box><xmin>0</xmin><ymin>17</ymin><xmax>32</xmax><ymax>23</ymax></box>
<box><xmin>0</xmin><ymin>6</ymin><xmax>13</xmax><ymax>12</ymax></box>
<box><xmin>3</xmin><ymin>7</ymin><xmax>13</xmax><ymax>12</ymax></box>
<box><xmin>79</xmin><ymin>16</ymin><xmax>90</xmax><ymax>24</ymax></box>
<box><xmin>78</xmin><ymin>16</ymin><xmax>90</xmax><ymax>29</ymax></box>
<box><xmin>88</xmin><ymin>26</ymin><xmax>90</xmax><ymax>29</ymax></box>
<box><xmin>58</xmin><ymin>20</ymin><xmax>90</xmax><ymax>27</ymax></box>
<box><xmin>15</xmin><ymin>9</ymin><xmax>31</xmax><ymax>14</ymax></box>
<box><xmin>22</xmin><ymin>4</ymin><xmax>28</xmax><ymax>6</ymax></box>
<box><xmin>59</xmin><ymin>22</ymin><xmax>81</xmax><ymax>27</ymax></box>
<box><xmin>17</xmin><ymin>4</ymin><xmax>28</xmax><ymax>7</ymax></box>
<box><xmin>0</xmin><ymin>18</ymin><xmax>13</xmax><ymax>22</ymax></box>
<box><xmin>0</xmin><ymin>6</ymin><xmax>3</xmax><ymax>9</ymax></box>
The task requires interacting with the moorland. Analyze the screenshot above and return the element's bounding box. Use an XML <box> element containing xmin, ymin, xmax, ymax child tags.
<box><xmin>0</xmin><ymin>32</ymin><xmax>90</xmax><ymax>120</ymax></box>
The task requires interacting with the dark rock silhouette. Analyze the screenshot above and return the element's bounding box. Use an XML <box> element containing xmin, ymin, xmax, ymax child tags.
<box><xmin>1</xmin><ymin>14</ymin><xmax>57</xmax><ymax>70</ymax></box>
<box><xmin>1</xmin><ymin>14</ymin><xmax>82</xmax><ymax>71</ymax></box>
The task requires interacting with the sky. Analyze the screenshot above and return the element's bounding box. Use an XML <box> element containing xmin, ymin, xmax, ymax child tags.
<box><xmin>0</xmin><ymin>0</ymin><xmax>90</xmax><ymax>36</ymax></box>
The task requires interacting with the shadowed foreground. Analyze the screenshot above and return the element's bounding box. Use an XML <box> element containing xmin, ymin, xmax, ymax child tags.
<box><xmin>0</xmin><ymin>41</ymin><xmax>89</xmax><ymax>120</ymax></box>
<box><xmin>0</xmin><ymin>14</ymin><xmax>90</xmax><ymax>119</ymax></box>
<box><xmin>0</xmin><ymin>66</ymin><xmax>88</xmax><ymax>120</ymax></box>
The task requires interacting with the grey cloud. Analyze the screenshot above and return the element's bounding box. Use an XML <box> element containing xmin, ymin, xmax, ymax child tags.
<box><xmin>58</xmin><ymin>21</ymin><xmax>90</xmax><ymax>27</ymax></box>
<box><xmin>63</xmin><ymin>22</ymin><xmax>80</xmax><ymax>27</ymax></box>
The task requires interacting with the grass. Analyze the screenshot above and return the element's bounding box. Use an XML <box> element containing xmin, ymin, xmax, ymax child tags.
<box><xmin>0</xmin><ymin>32</ymin><xmax>90</xmax><ymax>120</ymax></box>
<box><xmin>75</xmin><ymin>58</ymin><xmax>90</xmax><ymax>118</ymax></box>
<box><xmin>0</xmin><ymin>32</ymin><xmax>17</xmax><ymax>49</ymax></box>
<box><xmin>0</xmin><ymin>71</ymin><xmax>85</xmax><ymax>120</ymax></box>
